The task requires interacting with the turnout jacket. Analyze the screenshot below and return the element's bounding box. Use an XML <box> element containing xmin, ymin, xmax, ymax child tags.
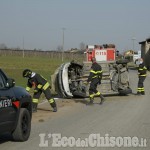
<box><xmin>87</xmin><ymin>62</ymin><xmax>103</xmax><ymax>82</ymax></box>
<box><xmin>138</xmin><ymin>63</ymin><xmax>147</xmax><ymax>77</ymax></box>
<box><xmin>26</xmin><ymin>73</ymin><xmax>50</xmax><ymax>92</ymax></box>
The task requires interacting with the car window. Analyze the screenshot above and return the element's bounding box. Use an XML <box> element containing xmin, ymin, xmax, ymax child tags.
<box><xmin>0</xmin><ymin>72</ymin><xmax>6</xmax><ymax>88</ymax></box>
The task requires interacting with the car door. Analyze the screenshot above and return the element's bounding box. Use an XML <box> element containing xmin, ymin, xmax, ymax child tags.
<box><xmin>0</xmin><ymin>70</ymin><xmax>17</xmax><ymax>133</ymax></box>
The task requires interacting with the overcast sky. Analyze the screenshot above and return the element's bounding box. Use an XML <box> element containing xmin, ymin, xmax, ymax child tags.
<box><xmin>0</xmin><ymin>0</ymin><xmax>150</xmax><ymax>52</ymax></box>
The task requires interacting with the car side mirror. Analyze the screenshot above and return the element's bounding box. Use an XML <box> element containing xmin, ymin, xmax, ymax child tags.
<box><xmin>6</xmin><ymin>78</ymin><xmax>15</xmax><ymax>88</ymax></box>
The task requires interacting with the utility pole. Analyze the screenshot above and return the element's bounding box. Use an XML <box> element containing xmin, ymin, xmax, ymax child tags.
<box><xmin>132</xmin><ymin>37</ymin><xmax>136</xmax><ymax>53</ymax></box>
<box><xmin>23</xmin><ymin>36</ymin><xmax>25</xmax><ymax>58</ymax></box>
<box><xmin>131</xmin><ymin>37</ymin><xmax>136</xmax><ymax>58</ymax></box>
<box><xmin>62</xmin><ymin>27</ymin><xmax>66</xmax><ymax>62</ymax></box>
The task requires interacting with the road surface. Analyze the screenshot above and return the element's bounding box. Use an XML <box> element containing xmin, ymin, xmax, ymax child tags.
<box><xmin>0</xmin><ymin>69</ymin><xmax>150</xmax><ymax>149</ymax></box>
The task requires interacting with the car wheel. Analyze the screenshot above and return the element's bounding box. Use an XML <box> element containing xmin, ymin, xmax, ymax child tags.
<box><xmin>72</xmin><ymin>91</ymin><xmax>87</xmax><ymax>98</ymax></box>
<box><xmin>12</xmin><ymin>108</ymin><xmax>31</xmax><ymax>141</ymax></box>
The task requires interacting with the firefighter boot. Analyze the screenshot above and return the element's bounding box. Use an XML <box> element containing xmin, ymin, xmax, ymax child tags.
<box><xmin>86</xmin><ymin>98</ymin><xmax>94</xmax><ymax>105</ymax></box>
<box><xmin>100</xmin><ymin>94</ymin><xmax>105</xmax><ymax>105</ymax></box>
<box><xmin>32</xmin><ymin>103</ymin><xmax>38</xmax><ymax>113</ymax></box>
<box><xmin>53</xmin><ymin>107</ymin><xmax>57</xmax><ymax>112</ymax></box>
<box><xmin>141</xmin><ymin>91</ymin><xmax>145</xmax><ymax>95</ymax></box>
<box><xmin>49</xmin><ymin>99</ymin><xmax>57</xmax><ymax>112</ymax></box>
<box><xmin>136</xmin><ymin>91</ymin><xmax>141</xmax><ymax>96</ymax></box>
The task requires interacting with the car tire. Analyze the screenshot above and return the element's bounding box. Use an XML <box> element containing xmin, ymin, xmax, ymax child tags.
<box><xmin>72</xmin><ymin>91</ymin><xmax>87</xmax><ymax>98</ymax></box>
<box><xmin>12</xmin><ymin>108</ymin><xmax>31</xmax><ymax>141</ymax></box>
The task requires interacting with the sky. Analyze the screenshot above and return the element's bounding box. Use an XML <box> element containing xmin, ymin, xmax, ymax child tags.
<box><xmin>0</xmin><ymin>0</ymin><xmax>150</xmax><ymax>52</ymax></box>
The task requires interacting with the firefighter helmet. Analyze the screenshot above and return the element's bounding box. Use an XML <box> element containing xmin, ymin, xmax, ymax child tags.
<box><xmin>23</xmin><ymin>69</ymin><xmax>32</xmax><ymax>78</ymax></box>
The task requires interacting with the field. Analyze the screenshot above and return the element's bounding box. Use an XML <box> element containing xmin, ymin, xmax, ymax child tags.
<box><xmin>0</xmin><ymin>54</ymin><xmax>84</xmax><ymax>88</ymax></box>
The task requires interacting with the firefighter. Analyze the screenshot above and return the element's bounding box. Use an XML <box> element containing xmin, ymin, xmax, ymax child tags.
<box><xmin>136</xmin><ymin>58</ymin><xmax>147</xmax><ymax>95</ymax></box>
<box><xmin>86</xmin><ymin>57</ymin><xmax>105</xmax><ymax>105</ymax></box>
<box><xmin>22</xmin><ymin>69</ymin><xmax>57</xmax><ymax>112</ymax></box>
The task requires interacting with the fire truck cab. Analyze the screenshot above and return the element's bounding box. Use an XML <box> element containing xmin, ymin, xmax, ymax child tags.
<box><xmin>86</xmin><ymin>44</ymin><xmax>116</xmax><ymax>62</ymax></box>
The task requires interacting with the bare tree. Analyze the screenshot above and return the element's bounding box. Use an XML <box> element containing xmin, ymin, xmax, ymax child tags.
<box><xmin>79</xmin><ymin>42</ymin><xmax>86</xmax><ymax>50</ymax></box>
<box><xmin>0</xmin><ymin>43</ymin><xmax>7</xmax><ymax>49</ymax></box>
<box><xmin>57</xmin><ymin>45</ymin><xmax>63</xmax><ymax>51</ymax></box>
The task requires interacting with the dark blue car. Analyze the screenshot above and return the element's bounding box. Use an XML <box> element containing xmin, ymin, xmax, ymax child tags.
<box><xmin>0</xmin><ymin>69</ymin><xmax>32</xmax><ymax>141</ymax></box>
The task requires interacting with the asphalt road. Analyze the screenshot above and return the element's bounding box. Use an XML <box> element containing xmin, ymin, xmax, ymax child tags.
<box><xmin>0</xmin><ymin>69</ymin><xmax>150</xmax><ymax>150</ymax></box>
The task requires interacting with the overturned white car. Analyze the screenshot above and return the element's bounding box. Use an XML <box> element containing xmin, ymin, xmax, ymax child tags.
<box><xmin>51</xmin><ymin>59</ymin><xmax>132</xmax><ymax>98</ymax></box>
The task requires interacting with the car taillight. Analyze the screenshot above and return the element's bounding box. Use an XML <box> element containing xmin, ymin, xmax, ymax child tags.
<box><xmin>12</xmin><ymin>100</ymin><xmax>20</xmax><ymax>109</ymax></box>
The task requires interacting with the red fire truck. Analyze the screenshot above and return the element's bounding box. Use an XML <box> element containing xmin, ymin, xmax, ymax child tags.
<box><xmin>86</xmin><ymin>44</ymin><xmax>116</xmax><ymax>62</ymax></box>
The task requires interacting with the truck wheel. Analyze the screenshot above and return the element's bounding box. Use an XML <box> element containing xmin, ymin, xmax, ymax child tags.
<box><xmin>12</xmin><ymin>108</ymin><xmax>31</xmax><ymax>141</ymax></box>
